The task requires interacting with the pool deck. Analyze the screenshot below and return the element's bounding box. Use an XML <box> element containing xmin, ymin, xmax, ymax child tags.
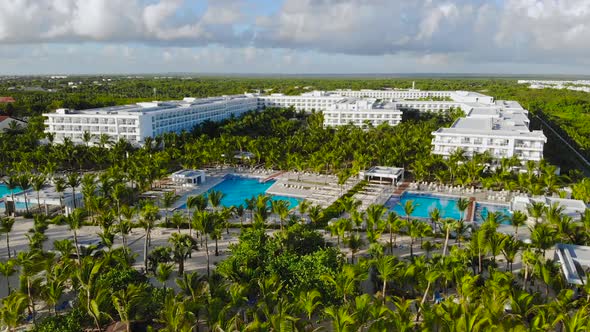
<box><xmin>167</xmin><ymin>168</ymin><xmax>353</xmax><ymax>211</ymax></box>
<box><xmin>266</xmin><ymin>172</ymin><xmax>358</xmax><ymax>208</ymax></box>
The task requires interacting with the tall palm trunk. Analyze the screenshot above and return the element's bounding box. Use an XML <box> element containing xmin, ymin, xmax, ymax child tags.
<box><xmin>443</xmin><ymin>228</ymin><xmax>450</xmax><ymax>256</ymax></box>
<box><xmin>143</xmin><ymin>227</ymin><xmax>150</xmax><ymax>272</ymax></box>
<box><xmin>389</xmin><ymin>224</ymin><xmax>394</xmax><ymax>254</ymax></box>
<box><xmin>416</xmin><ymin>281</ymin><xmax>432</xmax><ymax>321</ymax></box>
<box><xmin>6</xmin><ymin>233</ymin><xmax>10</xmax><ymax>259</ymax></box>
<box><xmin>9</xmin><ymin>190</ymin><xmax>14</xmax><ymax>216</ymax></box>
<box><xmin>23</xmin><ymin>192</ymin><xmax>29</xmax><ymax>214</ymax></box>
<box><xmin>73</xmin><ymin>230</ymin><xmax>81</xmax><ymax>263</ymax></box>
<box><xmin>523</xmin><ymin>264</ymin><xmax>529</xmax><ymax>291</ymax></box>
<box><xmin>27</xmin><ymin>277</ymin><xmax>36</xmax><ymax>323</ymax></box>
<box><xmin>36</xmin><ymin>192</ymin><xmax>41</xmax><ymax>214</ymax></box>
<box><xmin>205</xmin><ymin>236</ymin><xmax>210</xmax><ymax>277</ymax></box>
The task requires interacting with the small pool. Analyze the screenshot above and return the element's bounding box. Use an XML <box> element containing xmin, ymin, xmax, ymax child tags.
<box><xmin>0</xmin><ymin>184</ymin><xmax>26</xmax><ymax>210</ymax></box>
<box><xmin>179</xmin><ymin>175</ymin><xmax>300</xmax><ymax>209</ymax></box>
<box><xmin>474</xmin><ymin>203</ymin><xmax>512</xmax><ymax>224</ymax></box>
<box><xmin>0</xmin><ymin>184</ymin><xmax>22</xmax><ymax>198</ymax></box>
<box><xmin>387</xmin><ymin>192</ymin><xmax>462</xmax><ymax>220</ymax></box>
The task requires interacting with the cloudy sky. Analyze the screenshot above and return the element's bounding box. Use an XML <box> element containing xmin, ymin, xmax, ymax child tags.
<box><xmin>1</xmin><ymin>0</ymin><xmax>589</xmax><ymax>75</ymax></box>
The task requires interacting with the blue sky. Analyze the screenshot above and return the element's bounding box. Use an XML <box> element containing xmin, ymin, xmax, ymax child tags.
<box><xmin>1</xmin><ymin>0</ymin><xmax>590</xmax><ymax>75</ymax></box>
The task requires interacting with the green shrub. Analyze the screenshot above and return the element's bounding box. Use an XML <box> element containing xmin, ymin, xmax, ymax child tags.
<box><xmin>31</xmin><ymin>307</ymin><xmax>86</xmax><ymax>332</ymax></box>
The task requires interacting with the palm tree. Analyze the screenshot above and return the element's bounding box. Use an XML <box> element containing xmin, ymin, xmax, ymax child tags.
<box><xmin>321</xmin><ymin>265</ymin><xmax>359</xmax><ymax>303</ymax></box>
<box><xmin>457</xmin><ymin>197</ymin><xmax>470</xmax><ymax>222</ymax></box>
<box><xmin>297</xmin><ymin>289</ymin><xmax>322</xmax><ymax>327</ymax></box>
<box><xmin>0</xmin><ymin>259</ymin><xmax>16</xmax><ymax>294</ymax></box>
<box><xmin>273</xmin><ymin>200</ymin><xmax>290</xmax><ymax>231</ymax></box>
<box><xmin>42</xmin><ymin>269</ymin><xmax>65</xmax><ymax>316</ymax></box>
<box><xmin>527</xmin><ymin>202</ymin><xmax>546</xmax><ymax>224</ymax></box>
<box><xmin>500</xmin><ymin>235</ymin><xmax>520</xmax><ymax>272</ymax></box>
<box><xmin>140</xmin><ymin>202</ymin><xmax>160</xmax><ymax>272</ymax></box>
<box><xmin>324</xmin><ymin>305</ymin><xmax>356</xmax><ymax>332</ymax></box>
<box><xmin>156</xmin><ymin>262</ymin><xmax>174</xmax><ymax>291</ymax></box>
<box><xmin>0</xmin><ymin>292</ymin><xmax>29</xmax><ymax>332</ymax></box>
<box><xmin>3</xmin><ymin>176</ymin><xmax>19</xmax><ymax>216</ymax></box>
<box><xmin>157</xmin><ymin>293</ymin><xmax>195</xmax><ymax>332</ymax></box>
<box><xmin>64</xmin><ymin>208</ymin><xmax>84</xmax><ymax>261</ymax></box>
<box><xmin>66</xmin><ymin>172</ymin><xmax>81</xmax><ymax>209</ymax></box>
<box><xmin>406</xmin><ymin>219</ymin><xmax>422</xmax><ymax>258</ymax></box>
<box><xmin>31</xmin><ymin>174</ymin><xmax>46</xmax><ymax>214</ymax></box>
<box><xmin>429</xmin><ymin>207</ymin><xmax>441</xmax><ymax>234</ymax></box>
<box><xmin>521</xmin><ymin>249</ymin><xmax>538</xmax><ymax>292</ymax></box>
<box><xmin>365</xmin><ymin>204</ymin><xmax>386</xmax><ymax>232</ymax></box>
<box><xmin>111</xmin><ymin>183</ymin><xmax>127</xmax><ymax>223</ymax></box>
<box><xmin>529</xmin><ymin>222</ymin><xmax>556</xmax><ymax>259</ymax></box>
<box><xmin>18</xmin><ymin>174</ymin><xmax>31</xmax><ymax>214</ymax></box>
<box><xmin>208</xmin><ymin>189</ymin><xmax>225</xmax><ymax>211</ymax></box>
<box><xmin>53</xmin><ymin>177</ymin><xmax>66</xmax><ymax>213</ymax></box>
<box><xmin>245</xmin><ymin>196</ymin><xmax>256</xmax><ymax>222</ymax></box>
<box><xmin>0</xmin><ymin>217</ymin><xmax>15</xmax><ymax>258</ymax></box>
<box><xmin>346</xmin><ymin>233</ymin><xmax>364</xmax><ymax>263</ymax></box>
<box><xmin>235</xmin><ymin>205</ymin><xmax>245</xmax><ymax>227</ymax></box>
<box><xmin>339</xmin><ymin>196</ymin><xmax>361</xmax><ymax>216</ymax></box>
<box><xmin>170</xmin><ymin>211</ymin><xmax>186</xmax><ymax>233</ymax></box>
<box><xmin>198</xmin><ymin>210</ymin><xmax>217</xmax><ymax>277</ymax></box>
<box><xmin>440</xmin><ymin>218</ymin><xmax>457</xmax><ymax>256</ymax></box>
<box><xmin>511</xmin><ymin>210</ymin><xmax>528</xmax><ymax>238</ymax></box>
<box><xmin>119</xmin><ymin>205</ymin><xmax>136</xmax><ymax>251</ymax></box>
<box><xmin>401</xmin><ymin>200</ymin><xmax>416</xmax><ymax>224</ymax></box>
<box><xmin>112</xmin><ymin>284</ymin><xmax>148</xmax><ymax>332</ymax></box>
<box><xmin>82</xmin><ymin>130</ymin><xmax>93</xmax><ymax>147</ymax></box>
<box><xmin>169</xmin><ymin>233</ymin><xmax>195</xmax><ymax>276</ymax></box>
<box><xmin>16</xmin><ymin>250</ymin><xmax>42</xmax><ymax>323</ymax></box>
<box><xmin>418</xmin><ymin>267</ymin><xmax>442</xmax><ymax>319</ymax></box>
<box><xmin>307</xmin><ymin>205</ymin><xmax>323</xmax><ymax>226</ymax></box>
<box><xmin>373</xmin><ymin>255</ymin><xmax>403</xmax><ymax>300</ymax></box>
<box><xmin>162</xmin><ymin>191</ymin><xmax>178</xmax><ymax>227</ymax></box>
<box><xmin>186</xmin><ymin>194</ymin><xmax>207</xmax><ymax>236</ymax></box>
<box><xmin>298</xmin><ymin>199</ymin><xmax>311</xmax><ymax>218</ymax></box>
<box><xmin>386</xmin><ymin>212</ymin><xmax>402</xmax><ymax>254</ymax></box>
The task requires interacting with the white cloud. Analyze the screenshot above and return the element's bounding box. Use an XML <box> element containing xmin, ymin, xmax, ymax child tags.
<box><xmin>1</xmin><ymin>0</ymin><xmax>590</xmax><ymax>73</ymax></box>
<box><xmin>0</xmin><ymin>0</ymin><xmax>245</xmax><ymax>44</ymax></box>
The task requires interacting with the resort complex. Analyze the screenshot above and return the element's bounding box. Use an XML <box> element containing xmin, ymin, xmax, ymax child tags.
<box><xmin>43</xmin><ymin>88</ymin><xmax>546</xmax><ymax>163</ymax></box>
<box><xmin>1</xmin><ymin>79</ymin><xmax>588</xmax><ymax>331</ymax></box>
<box><xmin>43</xmin><ymin>94</ymin><xmax>259</xmax><ymax>144</ymax></box>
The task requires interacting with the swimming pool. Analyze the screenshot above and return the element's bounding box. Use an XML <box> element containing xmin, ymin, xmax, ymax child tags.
<box><xmin>474</xmin><ymin>203</ymin><xmax>512</xmax><ymax>224</ymax></box>
<box><xmin>0</xmin><ymin>184</ymin><xmax>26</xmax><ymax>210</ymax></box>
<box><xmin>0</xmin><ymin>184</ymin><xmax>22</xmax><ymax>198</ymax></box>
<box><xmin>387</xmin><ymin>192</ymin><xmax>462</xmax><ymax>220</ymax></box>
<box><xmin>180</xmin><ymin>175</ymin><xmax>300</xmax><ymax>209</ymax></box>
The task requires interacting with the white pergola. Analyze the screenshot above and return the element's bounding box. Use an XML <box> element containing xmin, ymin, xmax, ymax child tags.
<box><xmin>359</xmin><ymin>166</ymin><xmax>404</xmax><ymax>185</ymax></box>
<box><xmin>171</xmin><ymin>169</ymin><xmax>206</xmax><ymax>186</ymax></box>
<box><xmin>4</xmin><ymin>186</ymin><xmax>83</xmax><ymax>216</ymax></box>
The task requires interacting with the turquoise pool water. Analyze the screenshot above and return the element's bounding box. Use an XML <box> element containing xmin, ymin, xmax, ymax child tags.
<box><xmin>387</xmin><ymin>192</ymin><xmax>462</xmax><ymax>220</ymax></box>
<box><xmin>180</xmin><ymin>175</ymin><xmax>300</xmax><ymax>209</ymax></box>
<box><xmin>0</xmin><ymin>184</ymin><xmax>22</xmax><ymax>198</ymax></box>
<box><xmin>0</xmin><ymin>184</ymin><xmax>26</xmax><ymax>210</ymax></box>
<box><xmin>474</xmin><ymin>203</ymin><xmax>512</xmax><ymax>224</ymax></box>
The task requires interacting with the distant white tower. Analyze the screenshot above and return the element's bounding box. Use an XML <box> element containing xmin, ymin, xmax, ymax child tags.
<box><xmin>412</xmin><ymin>81</ymin><xmax>415</xmax><ymax>90</ymax></box>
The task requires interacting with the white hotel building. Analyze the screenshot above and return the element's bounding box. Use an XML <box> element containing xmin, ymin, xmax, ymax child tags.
<box><xmin>431</xmin><ymin>100</ymin><xmax>546</xmax><ymax>161</ymax></box>
<box><xmin>43</xmin><ymin>94</ymin><xmax>259</xmax><ymax>145</ymax></box>
<box><xmin>258</xmin><ymin>91</ymin><xmax>345</xmax><ymax>112</ymax></box>
<box><xmin>333</xmin><ymin>89</ymin><xmax>495</xmax><ymax>104</ymax></box>
<box><xmin>43</xmin><ymin>88</ymin><xmax>545</xmax><ymax>161</ymax></box>
<box><xmin>322</xmin><ymin>98</ymin><xmax>402</xmax><ymax>128</ymax></box>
